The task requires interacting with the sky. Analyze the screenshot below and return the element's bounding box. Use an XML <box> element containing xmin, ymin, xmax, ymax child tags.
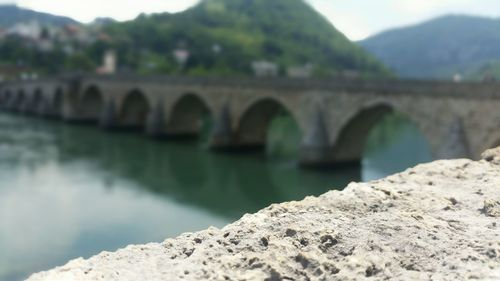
<box><xmin>0</xmin><ymin>0</ymin><xmax>500</xmax><ymax>40</ymax></box>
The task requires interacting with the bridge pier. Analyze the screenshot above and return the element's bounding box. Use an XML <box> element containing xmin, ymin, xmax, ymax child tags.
<box><xmin>209</xmin><ymin>104</ymin><xmax>234</xmax><ymax>149</ymax></box>
<box><xmin>9</xmin><ymin>99</ymin><xmax>19</xmax><ymax>112</ymax></box>
<box><xmin>20</xmin><ymin>100</ymin><xmax>32</xmax><ymax>114</ymax></box>
<box><xmin>62</xmin><ymin>114</ymin><xmax>89</xmax><ymax>123</ymax></box>
<box><xmin>60</xmin><ymin>85</ymin><xmax>83</xmax><ymax>122</ymax></box>
<box><xmin>435</xmin><ymin>118</ymin><xmax>471</xmax><ymax>159</ymax></box>
<box><xmin>44</xmin><ymin>104</ymin><xmax>62</xmax><ymax>119</ymax></box>
<box><xmin>299</xmin><ymin>110</ymin><xmax>335</xmax><ymax>167</ymax></box>
<box><xmin>26</xmin><ymin>100</ymin><xmax>39</xmax><ymax>115</ymax></box>
<box><xmin>146</xmin><ymin>102</ymin><xmax>165</xmax><ymax>138</ymax></box>
<box><xmin>99</xmin><ymin>101</ymin><xmax>117</xmax><ymax>130</ymax></box>
<box><xmin>61</xmin><ymin>102</ymin><xmax>91</xmax><ymax>123</ymax></box>
<box><xmin>35</xmin><ymin>101</ymin><xmax>46</xmax><ymax>116</ymax></box>
<box><xmin>146</xmin><ymin>104</ymin><xmax>166</xmax><ymax>137</ymax></box>
<box><xmin>3</xmin><ymin>97</ymin><xmax>13</xmax><ymax>111</ymax></box>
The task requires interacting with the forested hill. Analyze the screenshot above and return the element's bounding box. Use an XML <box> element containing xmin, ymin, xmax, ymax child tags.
<box><xmin>359</xmin><ymin>15</ymin><xmax>500</xmax><ymax>80</ymax></box>
<box><xmin>96</xmin><ymin>0</ymin><xmax>390</xmax><ymax>77</ymax></box>
<box><xmin>0</xmin><ymin>0</ymin><xmax>390</xmax><ymax>77</ymax></box>
<box><xmin>0</xmin><ymin>4</ymin><xmax>78</xmax><ymax>27</ymax></box>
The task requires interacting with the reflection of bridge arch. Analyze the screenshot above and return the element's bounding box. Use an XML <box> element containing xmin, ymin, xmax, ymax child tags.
<box><xmin>118</xmin><ymin>89</ymin><xmax>151</xmax><ymax>129</ymax></box>
<box><xmin>236</xmin><ymin>97</ymin><xmax>301</xmax><ymax>148</ymax></box>
<box><xmin>332</xmin><ymin>102</ymin><xmax>431</xmax><ymax>163</ymax></box>
<box><xmin>79</xmin><ymin>85</ymin><xmax>104</xmax><ymax>122</ymax></box>
<box><xmin>167</xmin><ymin>93</ymin><xmax>212</xmax><ymax>137</ymax></box>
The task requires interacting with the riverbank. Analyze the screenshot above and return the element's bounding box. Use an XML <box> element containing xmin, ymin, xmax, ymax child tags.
<box><xmin>27</xmin><ymin>148</ymin><xmax>500</xmax><ymax>280</ymax></box>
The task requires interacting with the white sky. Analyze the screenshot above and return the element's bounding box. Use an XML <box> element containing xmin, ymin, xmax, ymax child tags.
<box><xmin>1</xmin><ymin>0</ymin><xmax>500</xmax><ymax>40</ymax></box>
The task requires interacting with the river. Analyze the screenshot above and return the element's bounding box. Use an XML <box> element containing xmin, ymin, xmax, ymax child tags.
<box><xmin>0</xmin><ymin>112</ymin><xmax>431</xmax><ymax>281</ymax></box>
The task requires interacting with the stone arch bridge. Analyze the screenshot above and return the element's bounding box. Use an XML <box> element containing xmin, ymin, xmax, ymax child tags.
<box><xmin>1</xmin><ymin>75</ymin><xmax>499</xmax><ymax>167</ymax></box>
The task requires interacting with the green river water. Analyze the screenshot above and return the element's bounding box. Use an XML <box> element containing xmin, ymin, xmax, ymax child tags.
<box><xmin>0</xmin><ymin>112</ymin><xmax>432</xmax><ymax>280</ymax></box>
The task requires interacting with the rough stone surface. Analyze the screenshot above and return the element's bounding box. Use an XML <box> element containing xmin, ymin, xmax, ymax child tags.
<box><xmin>27</xmin><ymin>151</ymin><xmax>500</xmax><ymax>281</ymax></box>
<box><xmin>482</xmin><ymin>147</ymin><xmax>500</xmax><ymax>166</ymax></box>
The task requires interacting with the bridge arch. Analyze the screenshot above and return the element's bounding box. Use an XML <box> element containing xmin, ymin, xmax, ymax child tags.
<box><xmin>118</xmin><ymin>89</ymin><xmax>151</xmax><ymax>129</ymax></box>
<box><xmin>167</xmin><ymin>93</ymin><xmax>213</xmax><ymax>137</ymax></box>
<box><xmin>79</xmin><ymin>85</ymin><xmax>104</xmax><ymax>122</ymax></box>
<box><xmin>332</xmin><ymin>102</ymin><xmax>431</xmax><ymax>164</ymax></box>
<box><xmin>236</xmin><ymin>97</ymin><xmax>301</xmax><ymax>150</ymax></box>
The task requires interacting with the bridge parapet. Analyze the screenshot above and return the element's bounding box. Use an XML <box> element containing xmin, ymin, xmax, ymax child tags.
<box><xmin>76</xmin><ymin>74</ymin><xmax>500</xmax><ymax>98</ymax></box>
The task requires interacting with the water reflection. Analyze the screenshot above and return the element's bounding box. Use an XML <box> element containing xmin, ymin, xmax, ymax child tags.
<box><xmin>0</xmin><ymin>113</ymin><xmax>357</xmax><ymax>281</ymax></box>
<box><xmin>0</xmin><ymin>111</ymin><xmax>431</xmax><ymax>281</ymax></box>
<box><xmin>362</xmin><ymin>113</ymin><xmax>433</xmax><ymax>180</ymax></box>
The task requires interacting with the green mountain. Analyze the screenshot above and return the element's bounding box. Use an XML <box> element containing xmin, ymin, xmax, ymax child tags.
<box><xmin>0</xmin><ymin>4</ymin><xmax>78</xmax><ymax>27</ymax></box>
<box><xmin>0</xmin><ymin>0</ymin><xmax>390</xmax><ymax>77</ymax></box>
<box><xmin>89</xmin><ymin>0</ymin><xmax>390</xmax><ymax>77</ymax></box>
<box><xmin>359</xmin><ymin>15</ymin><xmax>500</xmax><ymax>80</ymax></box>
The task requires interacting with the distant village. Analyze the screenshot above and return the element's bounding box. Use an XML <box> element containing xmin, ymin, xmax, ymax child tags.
<box><xmin>0</xmin><ymin>20</ymin><xmax>119</xmax><ymax>81</ymax></box>
<box><xmin>0</xmin><ymin>20</ymin><xmax>327</xmax><ymax>82</ymax></box>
